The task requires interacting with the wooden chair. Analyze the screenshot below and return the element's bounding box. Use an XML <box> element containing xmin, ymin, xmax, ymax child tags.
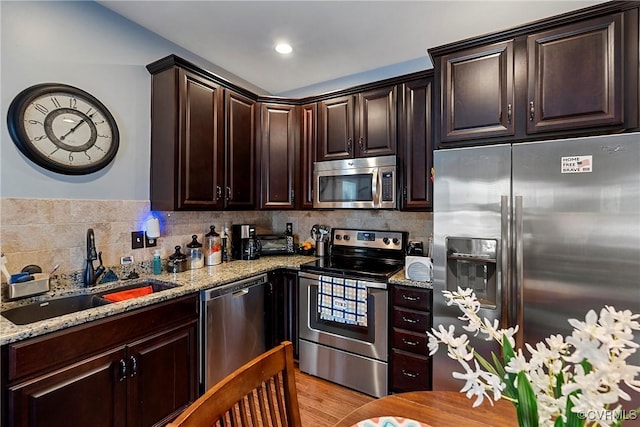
<box><xmin>167</xmin><ymin>341</ymin><xmax>302</xmax><ymax>427</ymax></box>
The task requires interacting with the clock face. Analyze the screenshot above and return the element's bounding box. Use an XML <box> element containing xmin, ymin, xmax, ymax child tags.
<box><xmin>7</xmin><ymin>83</ymin><xmax>119</xmax><ymax>175</ymax></box>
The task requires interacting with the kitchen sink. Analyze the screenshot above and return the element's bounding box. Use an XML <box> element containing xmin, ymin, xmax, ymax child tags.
<box><xmin>1</xmin><ymin>280</ymin><xmax>178</xmax><ymax>325</ymax></box>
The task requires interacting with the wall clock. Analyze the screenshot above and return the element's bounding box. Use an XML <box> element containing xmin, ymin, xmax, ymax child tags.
<box><xmin>7</xmin><ymin>83</ymin><xmax>119</xmax><ymax>175</ymax></box>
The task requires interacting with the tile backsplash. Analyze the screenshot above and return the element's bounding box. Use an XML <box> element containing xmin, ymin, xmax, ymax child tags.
<box><xmin>1</xmin><ymin>198</ymin><xmax>432</xmax><ymax>287</ymax></box>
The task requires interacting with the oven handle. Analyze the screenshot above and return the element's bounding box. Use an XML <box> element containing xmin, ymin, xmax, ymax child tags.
<box><xmin>297</xmin><ymin>272</ymin><xmax>388</xmax><ymax>290</ymax></box>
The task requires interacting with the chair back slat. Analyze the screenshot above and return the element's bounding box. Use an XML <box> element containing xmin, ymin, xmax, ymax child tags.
<box><xmin>167</xmin><ymin>342</ymin><xmax>302</xmax><ymax>427</ymax></box>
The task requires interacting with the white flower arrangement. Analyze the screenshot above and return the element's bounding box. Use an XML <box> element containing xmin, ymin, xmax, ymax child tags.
<box><xmin>427</xmin><ymin>287</ymin><xmax>640</xmax><ymax>427</ymax></box>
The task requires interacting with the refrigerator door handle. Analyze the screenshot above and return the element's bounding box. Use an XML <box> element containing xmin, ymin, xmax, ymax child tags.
<box><xmin>514</xmin><ymin>195</ymin><xmax>524</xmax><ymax>349</ymax></box>
<box><xmin>500</xmin><ymin>195</ymin><xmax>510</xmax><ymax>329</ymax></box>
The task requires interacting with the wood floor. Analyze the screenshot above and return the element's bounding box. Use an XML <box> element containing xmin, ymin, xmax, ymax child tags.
<box><xmin>294</xmin><ymin>367</ymin><xmax>375</xmax><ymax>426</ymax></box>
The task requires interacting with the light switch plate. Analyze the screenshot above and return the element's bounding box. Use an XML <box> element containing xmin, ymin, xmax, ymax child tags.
<box><xmin>131</xmin><ymin>231</ymin><xmax>145</xmax><ymax>249</ymax></box>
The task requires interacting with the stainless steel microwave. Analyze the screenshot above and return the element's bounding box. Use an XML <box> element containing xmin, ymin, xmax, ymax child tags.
<box><xmin>313</xmin><ymin>155</ymin><xmax>397</xmax><ymax>209</ymax></box>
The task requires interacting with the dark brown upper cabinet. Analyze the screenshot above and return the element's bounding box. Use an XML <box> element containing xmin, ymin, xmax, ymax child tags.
<box><xmin>224</xmin><ymin>91</ymin><xmax>257</xmax><ymax>210</ymax></box>
<box><xmin>399</xmin><ymin>76</ymin><xmax>434</xmax><ymax>211</ymax></box>
<box><xmin>259</xmin><ymin>103</ymin><xmax>298</xmax><ymax>209</ymax></box>
<box><xmin>439</xmin><ymin>41</ymin><xmax>515</xmax><ymax>143</ymax></box>
<box><xmin>430</xmin><ymin>3</ymin><xmax>639</xmax><ymax>148</ymax></box>
<box><xmin>299</xmin><ymin>103</ymin><xmax>317</xmax><ymax>210</ymax></box>
<box><xmin>149</xmin><ymin>67</ymin><xmax>224</xmax><ymax>211</ymax></box>
<box><xmin>147</xmin><ymin>56</ymin><xmax>257</xmax><ymax>211</ymax></box>
<box><xmin>526</xmin><ymin>14</ymin><xmax>623</xmax><ymax>133</ymax></box>
<box><xmin>318</xmin><ymin>85</ymin><xmax>398</xmax><ymax>161</ymax></box>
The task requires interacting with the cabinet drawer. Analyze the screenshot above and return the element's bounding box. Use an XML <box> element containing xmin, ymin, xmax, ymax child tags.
<box><xmin>392</xmin><ymin>286</ymin><xmax>431</xmax><ymax>311</ymax></box>
<box><xmin>392</xmin><ymin>307</ymin><xmax>431</xmax><ymax>333</ymax></box>
<box><xmin>392</xmin><ymin>328</ymin><xmax>429</xmax><ymax>356</ymax></box>
<box><xmin>391</xmin><ymin>350</ymin><xmax>431</xmax><ymax>392</ymax></box>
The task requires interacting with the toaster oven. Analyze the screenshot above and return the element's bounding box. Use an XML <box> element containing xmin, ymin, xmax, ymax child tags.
<box><xmin>257</xmin><ymin>234</ymin><xmax>295</xmax><ymax>256</ymax></box>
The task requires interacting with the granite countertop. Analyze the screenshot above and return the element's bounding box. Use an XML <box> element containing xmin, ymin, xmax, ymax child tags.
<box><xmin>0</xmin><ymin>256</ymin><xmax>430</xmax><ymax>346</ymax></box>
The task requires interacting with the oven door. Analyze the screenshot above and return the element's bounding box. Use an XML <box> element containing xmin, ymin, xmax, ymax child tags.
<box><xmin>298</xmin><ymin>272</ymin><xmax>388</xmax><ymax>361</ymax></box>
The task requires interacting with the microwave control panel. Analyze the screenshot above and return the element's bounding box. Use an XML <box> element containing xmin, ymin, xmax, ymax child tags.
<box><xmin>381</xmin><ymin>172</ymin><xmax>394</xmax><ymax>201</ymax></box>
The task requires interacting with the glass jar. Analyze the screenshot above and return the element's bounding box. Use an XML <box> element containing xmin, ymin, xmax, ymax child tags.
<box><xmin>187</xmin><ymin>235</ymin><xmax>204</xmax><ymax>269</ymax></box>
<box><xmin>167</xmin><ymin>246</ymin><xmax>187</xmax><ymax>273</ymax></box>
<box><xmin>204</xmin><ymin>225</ymin><xmax>222</xmax><ymax>266</ymax></box>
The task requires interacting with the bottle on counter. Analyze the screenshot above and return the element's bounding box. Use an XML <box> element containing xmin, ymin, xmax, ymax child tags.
<box><xmin>187</xmin><ymin>235</ymin><xmax>204</xmax><ymax>269</ymax></box>
<box><xmin>204</xmin><ymin>225</ymin><xmax>222</xmax><ymax>266</ymax></box>
<box><xmin>222</xmin><ymin>223</ymin><xmax>231</xmax><ymax>263</ymax></box>
<box><xmin>152</xmin><ymin>249</ymin><xmax>162</xmax><ymax>275</ymax></box>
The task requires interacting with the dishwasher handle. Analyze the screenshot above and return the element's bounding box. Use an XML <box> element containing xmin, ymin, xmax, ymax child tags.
<box><xmin>201</xmin><ymin>273</ymin><xmax>268</xmax><ymax>301</ymax></box>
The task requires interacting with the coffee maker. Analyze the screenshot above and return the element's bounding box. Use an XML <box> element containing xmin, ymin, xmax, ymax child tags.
<box><xmin>231</xmin><ymin>224</ymin><xmax>261</xmax><ymax>260</ymax></box>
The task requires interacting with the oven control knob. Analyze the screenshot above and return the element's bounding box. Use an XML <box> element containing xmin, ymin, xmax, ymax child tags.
<box><xmin>335</xmin><ymin>235</ymin><xmax>342</xmax><ymax>240</ymax></box>
<box><xmin>392</xmin><ymin>238</ymin><xmax>400</xmax><ymax>245</ymax></box>
<box><xmin>383</xmin><ymin>237</ymin><xmax>390</xmax><ymax>245</ymax></box>
<box><xmin>343</xmin><ymin>235</ymin><xmax>350</xmax><ymax>241</ymax></box>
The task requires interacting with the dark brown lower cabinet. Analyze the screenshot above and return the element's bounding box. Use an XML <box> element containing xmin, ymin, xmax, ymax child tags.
<box><xmin>390</xmin><ymin>285</ymin><xmax>432</xmax><ymax>393</ymax></box>
<box><xmin>266</xmin><ymin>270</ymin><xmax>299</xmax><ymax>359</ymax></box>
<box><xmin>2</xmin><ymin>295</ymin><xmax>198</xmax><ymax>427</ymax></box>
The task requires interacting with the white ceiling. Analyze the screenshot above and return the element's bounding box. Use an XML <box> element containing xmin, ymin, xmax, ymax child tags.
<box><xmin>98</xmin><ymin>0</ymin><xmax>605</xmax><ymax>96</ymax></box>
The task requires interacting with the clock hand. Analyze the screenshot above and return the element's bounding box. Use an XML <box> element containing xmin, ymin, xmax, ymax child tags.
<box><xmin>60</xmin><ymin>111</ymin><xmax>95</xmax><ymax>141</ymax></box>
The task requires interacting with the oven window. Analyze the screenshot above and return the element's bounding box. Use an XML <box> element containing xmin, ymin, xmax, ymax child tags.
<box><xmin>308</xmin><ymin>285</ymin><xmax>375</xmax><ymax>343</ymax></box>
<box><xmin>318</xmin><ymin>174</ymin><xmax>373</xmax><ymax>202</ymax></box>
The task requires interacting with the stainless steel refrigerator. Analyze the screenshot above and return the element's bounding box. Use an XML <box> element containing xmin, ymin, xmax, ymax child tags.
<box><xmin>432</xmin><ymin>133</ymin><xmax>640</xmax><ymax>400</ymax></box>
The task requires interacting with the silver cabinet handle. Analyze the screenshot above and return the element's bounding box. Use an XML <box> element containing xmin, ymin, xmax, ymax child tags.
<box><xmin>358</xmin><ymin>137</ymin><xmax>365</xmax><ymax>153</ymax></box>
<box><xmin>507</xmin><ymin>104</ymin><xmax>512</xmax><ymax>124</ymax></box>
<box><xmin>402</xmin><ymin>370</ymin><xmax>419</xmax><ymax>378</ymax></box>
<box><xmin>216</xmin><ymin>186</ymin><xmax>222</xmax><ymax>200</ymax></box>
<box><xmin>226</xmin><ymin>186</ymin><xmax>232</xmax><ymax>201</ymax></box>
<box><xmin>402</xmin><ymin>316</ymin><xmax>418</xmax><ymax>324</ymax></box>
<box><xmin>129</xmin><ymin>355</ymin><xmax>137</xmax><ymax>378</ymax></box>
<box><xmin>401</xmin><ymin>338</ymin><xmax>419</xmax><ymax>346</ymax></box>
<box><xmin>402</xmin><ymin>294</ymin><xmax>420</xmax><ymax>302</ymax></box>
<box><xmin>529</xmin><ymin>101</ymin><xmax>535</xmax><ymax>121</ymax></box>
<box><xmin>119</xmin><ymin>359</ymin><xmax>127</xmax><ymax>382</ymax></box>
<box><xmin>347</xmin><ymin>138</ymin><xmax>353</xmax><ymax>154</ymax></box>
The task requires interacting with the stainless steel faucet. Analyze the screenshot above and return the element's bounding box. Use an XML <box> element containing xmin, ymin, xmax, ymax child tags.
<box><xmin>84</xmin><ymin>228</ymin><xmax>105</xmax><ymax>286</ymax></box>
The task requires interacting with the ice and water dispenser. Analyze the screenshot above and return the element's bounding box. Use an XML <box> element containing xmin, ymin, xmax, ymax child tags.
<box><xmin>446</xmin><ymin>237</ymin><xmax>498</xmax><ymax>308</ymax></box>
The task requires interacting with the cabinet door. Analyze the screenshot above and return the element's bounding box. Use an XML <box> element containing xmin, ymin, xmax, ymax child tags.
<box><xmin>260</xmin><ymin>103</ymin><xmax>297</xmax><ymax>209</ymax></box>
<box><xmin>178</xmin><ymin>69</ymin><xmax>224</xmax><ymax>210</ymax></box>
<box><xmin>527</xmin><ymin>13</ymin><xmax>623</xmax><ymax>133</ymax></box>
<box><xmin>225</xmin><ymin>91</ymin><xmax>256</xmax><ymax>209</ymax></box>
<box><xmin>127</xmin><ymin>322</ymin><xmax>198</xmax><ymax>427</ymax></box>
<box><xmin>318</xmin><ymin>95</ymin><xmax>355</xmax><ymax>160</ymax></box>
<box><xmin>400</xmin><ymin>78</ymin><xmax>433</xmax><ymax>211</ymax></box>
<box><xmin>266</xmin><ymin>271</ymin><xmax>299</xmax><ymax>359</ymax></box>
<box><xmin>440</xmin><ymin>40</ymin><xmax>515</xmax><ymax>143</ymax></box>
<box><xmin>299</xmin><ymin>103</ymin><xmax>317</xmax><ymax>209</ymax></box>
<box><xmin>357</xmin><ymin>85</ymin><xmax>397</xmax><ymax>157</ymax></box>
<box><xmin>7</xmin><ymin>347</ymin><xmax>127</xmax><ymax>427</ymax></box>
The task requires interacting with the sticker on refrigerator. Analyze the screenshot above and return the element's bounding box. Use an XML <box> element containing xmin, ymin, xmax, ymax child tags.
<box><xmin>561</xmin><ymin>155</ymin><xmax>592</xmax><ymax>174</ymax></box>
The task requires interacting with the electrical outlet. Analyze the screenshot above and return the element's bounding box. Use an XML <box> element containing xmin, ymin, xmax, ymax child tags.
<box><xmin>131</xmin><ymin>231</ymin><xmax>145</xmax><ymax>249</ymax></box>
<box><xmin>145</xmin><ymin>234</ymin><xmax>157</xmax><ymax>248</ymax></box>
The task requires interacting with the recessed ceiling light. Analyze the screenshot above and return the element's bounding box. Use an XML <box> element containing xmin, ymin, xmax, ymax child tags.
<box><xmin>275</xmin><ymin>43</ymin><xmax>293</xmax><ymax>55</ymax></box>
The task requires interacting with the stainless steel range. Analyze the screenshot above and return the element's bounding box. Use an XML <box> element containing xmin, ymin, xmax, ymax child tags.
<box><xmin>298</xmin><ymin>228</ymin><xmax>407</xmax><ymax>397</ymax></box>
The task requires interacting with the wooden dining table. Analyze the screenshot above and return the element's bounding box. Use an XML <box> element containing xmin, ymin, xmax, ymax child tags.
<box><xmin>332</xmin><ymin>391</ymin><xmax>518</xmax><ymax>427</ymax></box>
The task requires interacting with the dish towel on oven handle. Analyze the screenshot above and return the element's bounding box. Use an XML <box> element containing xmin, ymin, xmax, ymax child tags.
<box><xmin>318</xmin><ymin>275</ymin><xmax>368</xmax><ymax>327</ymax></box>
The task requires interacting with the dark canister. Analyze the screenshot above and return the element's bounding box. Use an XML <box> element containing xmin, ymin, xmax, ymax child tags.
<box><xmin>167</xmin><ymin>246</ymin><xmax>187</xmax><ymax>273</ymax></box>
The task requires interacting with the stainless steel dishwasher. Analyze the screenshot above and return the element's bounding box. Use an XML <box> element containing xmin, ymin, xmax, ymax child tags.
<box><xmin>200</xmin><ymin>273</ymin><xmax>268</xmax><ymax>392</ymax></box>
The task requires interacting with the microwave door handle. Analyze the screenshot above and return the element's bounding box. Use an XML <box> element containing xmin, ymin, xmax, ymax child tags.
<box><xmin>372</xmin><ymin>169</ymin><xmax>380</xmax><ymax>206</ymax></box>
